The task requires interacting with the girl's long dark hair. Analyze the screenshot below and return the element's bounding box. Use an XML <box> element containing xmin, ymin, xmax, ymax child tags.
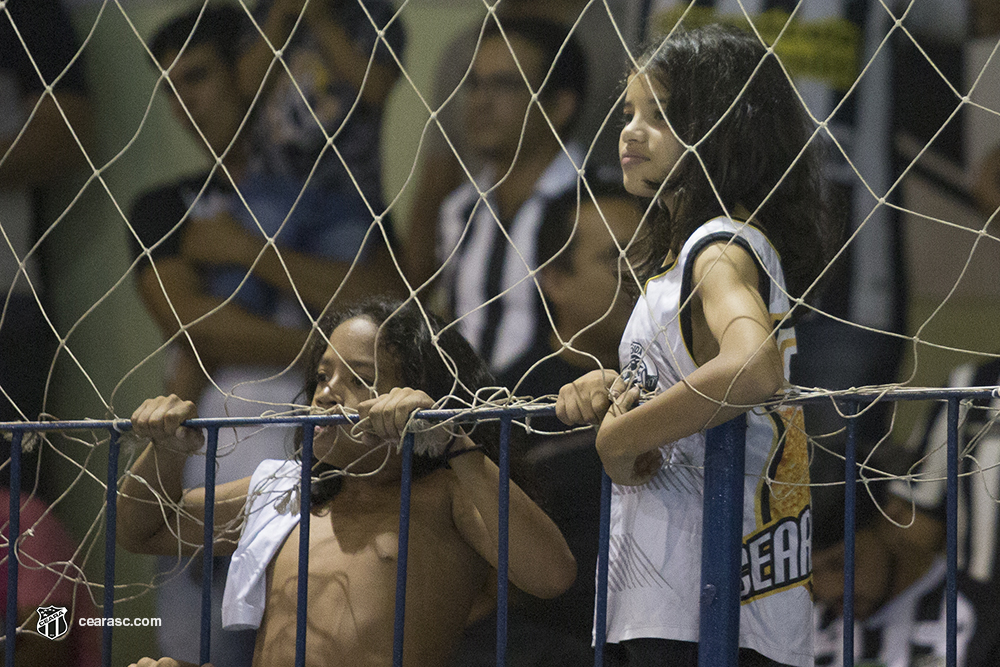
<box><xmin>300</xmin><ymin>298</ymin><xmax>505</xmax><ymax>509</ymax></box>
<box><xmin>629</xmin><ymin>24</ymin><xmax>837</xmax><ymax>304</ymax></box>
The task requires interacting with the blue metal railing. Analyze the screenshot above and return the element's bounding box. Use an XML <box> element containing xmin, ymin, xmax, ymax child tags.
<box><xmin>2</xmin><ymin>387</ymin><xmax>995</xmax><ymax>666</ymax></box>
<box><xmin>698</xmin><ymin>414</ymin><xmax>747</xmax><ymax>667</ymax></box>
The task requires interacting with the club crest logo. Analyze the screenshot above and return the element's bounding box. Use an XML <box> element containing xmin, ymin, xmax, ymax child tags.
<box><xmin>625</xmin><ymin>341</ymin><xmax>659</xmax><ymax>392</ymax></box>
<box><xmin>36</xmin><ymin>606</ymin><xmax>69</xmax><ymax>640</ymax></box>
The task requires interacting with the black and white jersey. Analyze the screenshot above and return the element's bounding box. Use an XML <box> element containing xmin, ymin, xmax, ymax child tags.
<box><xmin>814</xmin><ymin>558</ymin><xmax>1000</xmax><ymax>667</ymax></box>
<box><xmin>436</xmin><ymin>144</ymin><xmax>584</xmax><ymax>375</ymax></box>
<box><xmin>891</xmin><ymin>359</ymin><xmax>1000</xmax><ymax>586</ymax></box>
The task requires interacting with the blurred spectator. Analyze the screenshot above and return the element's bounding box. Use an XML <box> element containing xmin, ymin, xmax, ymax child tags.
<box><xmin>433</xmin><ymin>17</ymin><xmax>589</xmax><ymax>378</ymax></box>
<box><xmin>0</xmin><ymin>1</ymin><xmax>91</xmax><ymax>414</ymax></box>
<box><xmin>0</xmin><ymin>0</ymin><xmax>92</xmax><ymax>505</ymax></box>
<box><xmin>1</xmin><ymin>488</ymin><xmax>101</xmax><ymax>667</ymax></box>
<box><xmin>134</xmin><ymin>5</ymin><xmax>302</xmax><ymax>405</ymax></box>
<box><xmin>132</xmin><ymin>2</ymin><xmax>405</xmax><ymax>399</ymax></box>
<box><xmin>500</xmin><ymin>181</ymin><xmax>641</xmax><ymax>394</ymax></box>
<box><xmin>237</xmin><ymin>0</ymin><xmax>403</xmax><ymax>236</ymax></box>
<box><xmin>812</xmin><ymin>469</ymin><xmax>1000</xmax><ymax>666</ymax></box>
<box><xmin>404</xmin><ymin>0</ymin><xmax>631</xmax><ymax>289</ymax></box>
<box><xmin>498</xmin><ymin>181</ymin><xmax>641</xmax><ymax>650</ymax></box>
<box><xmin>887</xmin><ymin>359</ymin><xmax>1000</xmax><ymax>588</ymax></box>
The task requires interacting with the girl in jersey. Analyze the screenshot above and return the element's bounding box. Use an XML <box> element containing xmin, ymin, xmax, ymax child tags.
<box><xmin>557</xmin><ymin>25</ymin><xmax>834</xmax><ymax>667</ymax></box>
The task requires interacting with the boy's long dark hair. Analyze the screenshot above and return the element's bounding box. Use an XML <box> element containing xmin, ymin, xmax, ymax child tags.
<box><xmin>629</xmin><ymin>25</ymin><xmax>837</xmax><ymax>305</ymax></box>
<box><xmin>300</xmin><ymin>298</ymin><xmax>504</xmax><ymax>509</ymax></box>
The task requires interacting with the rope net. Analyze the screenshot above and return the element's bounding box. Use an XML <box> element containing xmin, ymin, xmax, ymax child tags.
<box><xmin>2</xmin><ymin>0</ymin><xmax>1000</xmax><ymax>662</ymax></box>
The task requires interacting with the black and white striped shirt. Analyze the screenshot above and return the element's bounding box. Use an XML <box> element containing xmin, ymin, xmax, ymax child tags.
<box><xmin>892</xmin><ymin>359</ymin><xmax>1000</xmax><ymax>587</ymax></box>
<box><xmin>436</xmin><ymin>144</ymin><xmax>584</xmax><ymax>375</ymax></box>
<box><xmin>814</xmin><ymin>558</ymin><xmax>1000</xmax><ymax>667</ymax></box>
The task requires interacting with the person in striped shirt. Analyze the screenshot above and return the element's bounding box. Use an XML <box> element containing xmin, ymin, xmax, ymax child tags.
<box><xmin>812</xmin><ymin>467</ymin><xmax>1000</xmax><ymax>667</ymax></box>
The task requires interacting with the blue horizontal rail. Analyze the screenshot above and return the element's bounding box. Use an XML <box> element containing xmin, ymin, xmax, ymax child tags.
<box><xmin>2</xmin><ymin>385</ymin><xmax>996</xmax><ymax>666</ymax></box>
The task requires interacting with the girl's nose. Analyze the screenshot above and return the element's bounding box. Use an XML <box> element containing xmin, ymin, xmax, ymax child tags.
<box><xmin>621</xmin><ymin>119</ymin><xmax>643</xmax><ymax>143</ymax></box>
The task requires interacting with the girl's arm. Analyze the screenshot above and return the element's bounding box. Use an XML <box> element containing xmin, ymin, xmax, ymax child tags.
<box><xmin>597</xmin><ymin>241</ymin><xmax>784</xmax><ymax>485</ymax></box>
<box><xmin>358</xmin><ymin>388</ymin><xmax>577</xmax><ymax>600</ymax></box>
<box><xmin>117</xmin><ymin>395</ymin><xmax>249</xmax><ymax>556</ymax></box>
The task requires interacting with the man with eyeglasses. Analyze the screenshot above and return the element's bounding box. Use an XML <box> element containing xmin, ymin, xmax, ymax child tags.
<box><xmin>432</xmin><ymin>18</ymin><xmax>589</xmax><ymax>381</ymax></box>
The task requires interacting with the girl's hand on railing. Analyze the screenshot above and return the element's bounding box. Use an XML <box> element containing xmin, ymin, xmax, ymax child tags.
<box><xmin>130</xmin><ymin>394</ymin><xmax>204</xmax><ymax>455</ymax></box>
<box><xmin>599</xmin><ymin>382</ymin><xmax>660</xmax><ymax>486</ymax></box>
<box><xmin>555</xmin><ymin>369</ymin><xmax>619</xmax><ymax>426</ymax></box>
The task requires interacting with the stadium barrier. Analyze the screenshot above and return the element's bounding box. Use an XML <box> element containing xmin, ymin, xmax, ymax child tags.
<box><xmin>3</xmin><ymin>387</ymin><xmax>995</xmax><ymax>667</ymax></box>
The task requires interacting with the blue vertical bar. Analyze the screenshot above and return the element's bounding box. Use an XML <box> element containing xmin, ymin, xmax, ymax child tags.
<box><xmin>200</xmin><ymin>427</ymin><xmax>219</xmax><ymax>665</ymax></box>
<box><xmin>5</xmin><ymin>430</ymin><xmax>23</xmax><ymax>667</ymax></box>
<box><xmin>698</xmin><ymin>414</ymin><xmax>747</xmax><ymax>667</ymax></box>
<box><xmin>594</xmin><ymin>471</ymin><xmax>613</xmax><ymax>667</ymax></box>
<box><xmin>103</xmin><ymin>429</ymin><xmax>121</xmax><ymax>667</ymax></box>
<box><xmin>496</xmin><ymin>415</ymin><xmax>512</xmax><ymax>666</ymax></box>
<box><xmin>946</xmin><ymin>397</ymin><xmax>959</xmax><ymax>667</ymax></box>
<box><xmin>393</xmin><ymin>432</ymin><xmax>415</xmax><ymax>667</ymax></box>
<box><xmin>843</xmin><ymin>400</ymin><xmax>859</xmax><ymax>667</ymax></box>
<box><xmin>295</xmin><ymin>424</ymin><xmax>314</xmax><ymax>667</ymax></box>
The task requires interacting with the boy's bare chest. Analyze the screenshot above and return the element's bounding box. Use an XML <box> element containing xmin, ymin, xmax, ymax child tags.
<box><xmin>253</xmin><ymin>476</ymin><xmax>492</xmax><ymax>666</ymax></box>
<box><xmin>270</xmin><ymin>506</ymin><xmax>403</xmax><ymax>588</ymax></box>
<box><xmin>267</xmin><ymin>483</ymin><xmax>461</xmax><ymax>592</ymax></box>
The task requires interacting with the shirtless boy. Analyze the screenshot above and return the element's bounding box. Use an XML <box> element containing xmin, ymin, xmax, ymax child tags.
<box><xmin>118</xmin><ymin>299</ymin><xmax>576</xmax><ymax>666</ymax></box>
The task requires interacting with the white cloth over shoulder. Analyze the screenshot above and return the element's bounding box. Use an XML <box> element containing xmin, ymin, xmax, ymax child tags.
<box><xmin>222</xmin><ymin>459</ymin><xmax>302</xmax><ymax>630</ymax></box>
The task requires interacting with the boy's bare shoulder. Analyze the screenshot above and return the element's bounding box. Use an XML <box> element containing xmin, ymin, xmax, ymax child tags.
<box><xmin>412</xmin><ymin>467</ymin><xmax>480</xmax><ymax>539</ymax></box>
<box><xmin>411</xmin><ymin>467</ymin><xmax>462</xmax><ymax>516</ymax></box>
